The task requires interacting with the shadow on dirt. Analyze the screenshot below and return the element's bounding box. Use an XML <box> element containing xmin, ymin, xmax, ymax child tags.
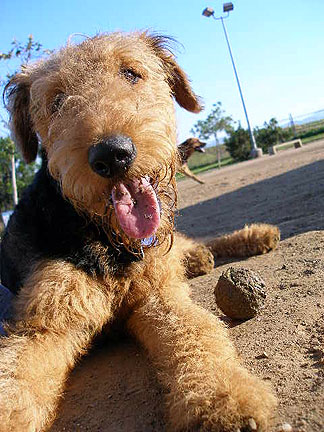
<box><xmin>176</xmin><ymin>160</ymin><xmax>324</xmax><ymax>241</ymax></box>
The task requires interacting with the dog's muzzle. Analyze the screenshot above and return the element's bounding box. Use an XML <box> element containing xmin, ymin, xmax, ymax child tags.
<box><xmin>88</xmin><ymin>134</ymin><xmax>137</xmax><ymax>178</ymax></box>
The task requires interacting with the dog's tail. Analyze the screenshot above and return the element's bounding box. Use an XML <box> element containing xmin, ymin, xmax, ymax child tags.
<box><xmin>206</xmin><ymin>223</ymin><xmax>280</xmax><ymax>258</ymax></box>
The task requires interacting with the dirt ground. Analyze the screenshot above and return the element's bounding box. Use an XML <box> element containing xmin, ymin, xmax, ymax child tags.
<box><xmin>51</xmin><ymin>140</ymin><xmax>324</xmax><ymax>432</ymax></box>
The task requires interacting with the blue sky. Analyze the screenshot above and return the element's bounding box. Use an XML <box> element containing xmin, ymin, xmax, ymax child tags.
<box><xmin>1</xmin><ymin>0</ymin><xmax>323</xmax><ymax>142</ymax></box>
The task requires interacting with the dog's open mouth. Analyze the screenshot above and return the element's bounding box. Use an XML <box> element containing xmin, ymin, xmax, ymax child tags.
<box><xmin>111</xmin><ymin>177</ymin><xmax>160</xmax><ymax>240</ymax></box>
<box><xmin>196</xmin><ymin>145</ymin><xmax>206</xmax><ymax>153</ymax></box>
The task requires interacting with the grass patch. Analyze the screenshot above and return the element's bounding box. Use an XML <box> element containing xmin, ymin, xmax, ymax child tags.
<box><xmin>276</xmin><ymin>142</ymin><xmax>297</xmax><ymax>152</ymax></box>
<box><xmin>187</xmin><ymin>145</ymin><xmax>230</xmax><ymax>169</ymax></box>
<box><xmin>176</xmin><ymin>156</ymin><xmax>234</xmax><ymax>181</ymax></box>
<box><xmin>193</xmin><ymin>156</ymin><xmax>234</xmax><ymax>173</ymax></box>
<box><xmin>302</xmin><ymin>132</ymin><xmax>324</xmax><ymax>144</ymax></box>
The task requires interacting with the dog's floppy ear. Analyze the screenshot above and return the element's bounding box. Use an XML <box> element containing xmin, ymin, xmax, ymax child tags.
<box><xmin>147</xmin><ymin>35</ymin><xmax>203</xmax><ymax>113</ymax></box>
<box><xmin>165</xmin><ymin>56</ymin><xmax>203</xmax><ymax>113</ymax></box>
<box><xmin>4</xmin><ymin>72</ymin><xmax>38</xmax><ymax>163</ymax></box>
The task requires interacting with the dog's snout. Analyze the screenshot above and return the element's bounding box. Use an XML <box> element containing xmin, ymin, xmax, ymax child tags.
<box><xmin>88</xmin><ymin>135</ymin><xmax>137</xmax><ymax>178</ymax></box>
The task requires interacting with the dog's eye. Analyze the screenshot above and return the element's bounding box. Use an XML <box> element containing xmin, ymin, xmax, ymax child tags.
<box><xmin>120</xmin><ymin>68</ymin><xmax>142</xmax><ymax>85</ymax></box>
<box><xmin>51</xmin><ymin>93</ymin><xmax>66</xmax><ymax>113</ymax></box>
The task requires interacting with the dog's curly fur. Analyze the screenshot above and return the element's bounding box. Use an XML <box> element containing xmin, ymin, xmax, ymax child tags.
<box><xmin>0</xmin><ymin>32</ymin><xmax>279</xmax><ymax>431</ymax></box>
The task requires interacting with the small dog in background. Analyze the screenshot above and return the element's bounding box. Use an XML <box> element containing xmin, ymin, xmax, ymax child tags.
<box><xmin>177</xmin><ymin>137</ymin><xmax>206</xmax><ymax>184</ymax></box>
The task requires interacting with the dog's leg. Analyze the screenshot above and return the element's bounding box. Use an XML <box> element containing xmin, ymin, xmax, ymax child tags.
<box><xmin>180</xmin><ymin>164</ymin><xmax>205</xmax><ymax>184</ymax></box>
<box><xmin>206</xmin><ymin>223</ymin><xmax>280</xmax><ymax>258</ymax></box>
<box><xmin>0</xmin><ymin>260</ymin><xmax>124</xmax><ymax>432</ymax></box>
<box><xmin>174</xmin><ymin>224</ymin><xmax>280</xmax><ymax>278</ymax></box>
<box><xmin>127</xmin><ymin>282</ymin><xmax>276</xmax><ymax>431</ymax></box>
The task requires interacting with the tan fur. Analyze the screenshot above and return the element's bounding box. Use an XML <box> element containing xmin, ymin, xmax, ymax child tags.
<box><xmin>1</xmin><ymin>32</ymin><xmax>279</xmax><ymax>431</ymax></box>
<box><xmin>178</xmin><ymin>162</ymin><xmax>205</xmax><ymax>184</ymax></box>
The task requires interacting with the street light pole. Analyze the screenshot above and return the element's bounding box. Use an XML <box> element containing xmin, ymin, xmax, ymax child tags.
<box><xmin>202</xmin><ymin>4</ymin><xmax>262</xmax><ymax>157</ymax></box>
<box><xmin>11</xmin><ymin>153</ymin><xmax>18</xmax><ymax>206</ymax></box>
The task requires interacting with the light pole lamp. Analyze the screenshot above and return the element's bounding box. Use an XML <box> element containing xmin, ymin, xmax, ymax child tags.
<box><xmin>202</xmin><ymin>3</ymin><xmax>262</xmax><ymax>158</ymax></box>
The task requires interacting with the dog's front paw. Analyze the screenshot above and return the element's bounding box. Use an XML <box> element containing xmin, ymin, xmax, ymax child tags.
<box><xmin>0</xmin><ymin>376</ymin><xmax>46</xmax><ymax>432</ymax></box>
<box><xmin>0</xmin><ymin>379</ymin><xmax>55</xmax><ymax>432</ymax></box>
<box><xmin>184</xmin><ymin>244</ymin><xmax>214</xmax><ymax>278</ymax></box>
<box><xmin>0</xmin><ymin>336</ymin><xmax>56</xmax><ymax>432</ymax></box>
<box><xmin>208</xmin><ymin>370</ymin><xmax>276</xmax><ymax>431</ymax></box>
<box><xmin>169</xmin><ymin>365</ymin><xmax>277</xmax><ymax>432</ymax></box>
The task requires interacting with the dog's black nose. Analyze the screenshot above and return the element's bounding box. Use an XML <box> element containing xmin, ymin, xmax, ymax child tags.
<box><xmin>88</xmin><ymin>135</ymin><xmax>137</xmax><ymax>178</ymax></box>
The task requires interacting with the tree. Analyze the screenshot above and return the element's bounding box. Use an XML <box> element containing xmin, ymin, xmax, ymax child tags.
<box><xmin>0</xmin><ymin>137</ymin><xmax>15</xmax><ymax>213</ymax></box>
<box><xmin>224</xmin><ymin>124</ymin><xmax>251</xmax><ymax>162</ymax></box>
<box><xmin>0</xmin><ymin>35</ymin><xmax>49</xmax><ymax>213</ymax></box>
<box><xmin>0</xmin><ymin>35</ymin><xmax>51</xmax><ymax>78</ymax></box>
<box><xmin>1</xmin><ymin>35</ymin><xmax>52</xmax><ymax>129</ymax></box>
<box><xmin>0</xmin><ymin>137</ymin><xmax>39</xmax><ymax>214</ymax></box>
<box><xmin>191</xmin><ymin>102</ymin><xmax>233</xmax><ymax>168</ymax></box>
<box><xmin>253</xmin><ymin>118</ymin><xmax>292</xmax><ymax>153</ymax></box>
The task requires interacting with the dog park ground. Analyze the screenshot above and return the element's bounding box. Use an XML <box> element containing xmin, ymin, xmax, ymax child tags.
<box><xmin>50</xmin><ymin>139</ymin><xmax>324</xmax><ymax>432</ymax></box>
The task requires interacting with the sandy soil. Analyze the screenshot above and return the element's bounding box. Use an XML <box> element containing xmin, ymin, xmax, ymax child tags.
<box><xmin>51</xmin><ymin>140</ymin><xmax>324</xmax><ymax>432</ymax></box>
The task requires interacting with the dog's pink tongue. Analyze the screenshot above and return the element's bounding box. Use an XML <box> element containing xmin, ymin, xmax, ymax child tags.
<box><xmin>112</xmin><ymin>178</ymin><xmax>160</xmax><ymax>239</ymax></box>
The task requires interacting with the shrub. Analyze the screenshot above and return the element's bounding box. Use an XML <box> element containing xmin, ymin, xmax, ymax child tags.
<box><xmin>224</xmin><ymin>125</ymin><xmax>251</xmax><ymax>162</ymax></box>
<box><xmin>254</xmin><ymin>118</ymin><xmax>292</xmax><ymax>153</ymax></box>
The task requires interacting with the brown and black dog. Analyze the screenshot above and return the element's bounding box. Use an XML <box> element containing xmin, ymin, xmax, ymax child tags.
<box><xmin>0</xmin><ymin>32</ymin><xmax>279</xmax><ymax>431</ymax></box>
<box><xmin>177</xmin><ymin>137</ymin><xmax>206</xmax><ymax>184</ymax></box>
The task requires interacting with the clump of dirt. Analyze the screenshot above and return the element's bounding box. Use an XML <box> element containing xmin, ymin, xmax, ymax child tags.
<box><xmin>215</xmin><ymin>267</ymin><xmax>266</xmax><ymax>320</ymax></box>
